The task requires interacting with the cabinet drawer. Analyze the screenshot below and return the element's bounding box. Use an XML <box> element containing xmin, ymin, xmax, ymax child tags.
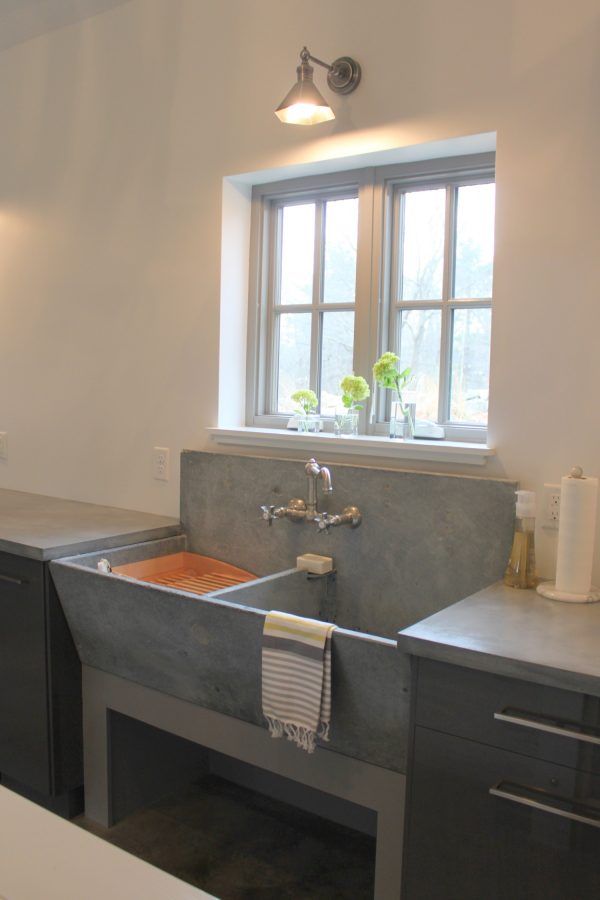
<box><xmin>403</xmin><ymin>727</ymin><xmax>600</xmax><ymax>900</ymax></box>
<box><xmin>416</xmin><ymin>659</ymin><xmax>600</xmax><ymax>773</ymax></box>
<box><xmin>0</xmin><ymin>552</ymin><xmax>43</xmax><ymax>589</ymax></box>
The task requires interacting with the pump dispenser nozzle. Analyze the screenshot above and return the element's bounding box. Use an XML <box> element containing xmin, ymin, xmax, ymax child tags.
<box><xmin>515</xmin><ymin>490</ymin><xmax>536</xmax><ymax>519</ymax></box>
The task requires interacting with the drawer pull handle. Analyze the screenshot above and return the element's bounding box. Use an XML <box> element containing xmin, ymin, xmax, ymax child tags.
<box><xmin>490</xmin><ymin>780</ymin><xmax>600</xmax><ymax>829</ymax></box>
<box><xmin>494</xmin><ymin>707</ymin><xmax>600</xmax><ymax>746</ymax></box>
<box><xmin>0</xmin><ymin>572</ymin><xmax>27</xmax><ymax>586</ymax></box>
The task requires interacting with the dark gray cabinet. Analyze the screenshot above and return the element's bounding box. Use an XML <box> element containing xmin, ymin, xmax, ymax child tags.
<box><xmin>403</xmin><ymin>660</ymin><xmax>600</xmax><ymax>900</ymax></box>
<box><xmin>0</xmin><ymin>550</ymin><xmax>82</xmax><ymax>812</ymax></box>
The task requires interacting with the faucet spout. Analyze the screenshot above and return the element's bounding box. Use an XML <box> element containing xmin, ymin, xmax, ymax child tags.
<box><xmin>305</xmin><ymin>458</ymin><xmax>333</xmax><ymax>516</ymax></box>
<box><xmin>320</xmin><ymin>466</ymin><xmax>333</xmax><ymax>493</ymax></box>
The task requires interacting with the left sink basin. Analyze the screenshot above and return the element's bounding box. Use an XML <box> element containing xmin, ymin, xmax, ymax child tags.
<box><xmin>112</xmin><ymin>551</ymin><xmax>257</xmax><ymax>597</ymax></box>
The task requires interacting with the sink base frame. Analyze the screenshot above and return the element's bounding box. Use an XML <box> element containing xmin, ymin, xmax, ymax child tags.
<box><xmin>82</xmin><ymin>665</ymin><xmax>405</xmax><ymax>900</ymax></box>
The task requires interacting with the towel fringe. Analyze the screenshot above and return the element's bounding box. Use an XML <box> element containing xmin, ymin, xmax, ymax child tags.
<box><xmin>265</xmin><ymin>715</ymin><xmax>327</xmax><ymax>754</ymax></box>
<box><xmin>317</xmin><ymin>720</ymin><xmax>331</xmax><ymax>742</ymax></box>
<box><xmin>265</xmin><ymin>715</ymin><xmax>285</xmax><ymax>739</ymax></box>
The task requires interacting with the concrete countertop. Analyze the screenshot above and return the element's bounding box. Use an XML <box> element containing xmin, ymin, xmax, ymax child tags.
<box><xmin>0</xmin><ymin>488</ymin><xmax>181</xmax><ymax>561</ymax></box>
<box><xmin>398</xmin><ymin>581</ymin><xmax>600</xmax><ymax>696</ymax></box>
<box><xmin>0</xmin><ymin>786</ymin><xmax>213</xmax><ymax>900</ymax></box>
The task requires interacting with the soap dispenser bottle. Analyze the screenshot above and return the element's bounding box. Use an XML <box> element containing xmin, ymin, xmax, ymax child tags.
<box><xmin>504</xmin><ymin>490</ymin><xmax>537</xmax><ymax>589</ymax></box>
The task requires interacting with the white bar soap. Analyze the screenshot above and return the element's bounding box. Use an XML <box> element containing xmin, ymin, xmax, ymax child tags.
<box><xmin>296</xmin><ymin>553</ymin><xmax>334</xmax><ymax>575</ymax></box>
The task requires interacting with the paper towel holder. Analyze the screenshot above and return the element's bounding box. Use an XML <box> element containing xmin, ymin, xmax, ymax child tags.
<box><xmin>537</xmin><ymin>465</ymin><xmax>600</xmax><ymax>603</ymax></box>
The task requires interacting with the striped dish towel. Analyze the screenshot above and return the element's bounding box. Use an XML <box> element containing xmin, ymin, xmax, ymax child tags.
<box><xmin>262</xmin><ymin>611</ymin><xmax>335</xmax><ymax>753</ymax></box>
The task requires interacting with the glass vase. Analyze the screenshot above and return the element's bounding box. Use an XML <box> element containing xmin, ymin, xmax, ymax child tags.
<box><xmin>333</xmin><ymin>410</ymin><xmax>359</xmax><ymax>437</ymax></box>
<box><xmin>403</xmin><ymin>402</ymin><xmax>416</xmax><ymax>440</ymax></box>
<box><xmin>296</xmin><ymin>414</ymin><xmax>321</xmax><ymax>433</ymax></box>
<box><xmin>390</xmin><ymin>401</ymin><xmax>416</xmax><ymax>440</ymax></box>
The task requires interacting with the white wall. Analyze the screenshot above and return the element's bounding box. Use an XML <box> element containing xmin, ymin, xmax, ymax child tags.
<box><xmin>0</xmin><ymin>0</ymin><xmax>598</xmax><ymax>581</ymax></box>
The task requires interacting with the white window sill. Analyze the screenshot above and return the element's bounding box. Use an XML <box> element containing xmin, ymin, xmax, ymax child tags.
<box><xmin>207</xmin><ymin>427</ymin><xmax>495</xmax><ymax>467</ymax></box>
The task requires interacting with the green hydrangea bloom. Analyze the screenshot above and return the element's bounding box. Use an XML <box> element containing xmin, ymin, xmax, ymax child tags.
<box><xmin>340</xmin><ymin>375</ymin><xmax>370</xmax><ymax>409</ymax></box>
<box><xmin>372</xmin><ymin>352</ymin><xmax>400</xmax><ymax>388</ymax></box>
<box><xmin>290</xmin><ymin>389</ymin><xmax>318</xmax><ymax>414</ymax></box>
<box><xmin>372</xmin><ymin>353</ymin><xmax>412</xmax><ymax>400</ymax></box>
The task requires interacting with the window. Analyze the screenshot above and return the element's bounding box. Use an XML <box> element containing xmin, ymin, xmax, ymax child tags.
<box><xmin>247</xmin><ymin>154</ymin><xmax>495</xmax><ymax>442</ymax></box>
<box><xmin>272</xmin><ymin>192</ymin><xmax>358</xmax><ymax>416</ymax></box>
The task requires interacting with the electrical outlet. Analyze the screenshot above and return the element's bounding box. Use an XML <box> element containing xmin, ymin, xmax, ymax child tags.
<box><xmin>0</xmin><ymin>432</ymin><xmax>7</xmax><ymax>460</ymax></box>
<box><xmin>153</xmin><ymin>446</ymin><xmax>170</xmax><ymax>481</ymax></box>
<box><xmin>542</xmin><ymin>483</ymin><xmax>561</xmax><ymax>529</ymax></box>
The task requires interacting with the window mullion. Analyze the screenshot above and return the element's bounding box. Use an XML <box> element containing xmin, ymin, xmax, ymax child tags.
<box><xmin>266</xmin><ymin>205</ymin><xmax>283</xmax><ymax>415</ymax></box>
<box><xmin>315</xmin><ymin>302</ymin><xmax>355</xmax><ymax>312</ymax></box>
<box><xmin>396</xmin><ymin>300</ymin><xmax>445</xmax><ymax>311</ymax></box>
<box><xmin>352</xmin><ymin>170</ymin><xmax>376</xmax><ymax>430</ymax></box>
<box><xmin>273</xmin><ymin>303</ymin><xmax>313</xmax><ymax>313</ymax></box>
<box><xmin>310</xmin><ymin>201</ymin><xmax>325</xmax><ymax>405</ymax></box>
<box><xmin>438</xmin><ymin>185</ymin><xmax>455</xmax><ymax>424</ymax></box>
<box><xmin>379</xmin><ymin>187</ymin><xmax>403</xmax><ymax>424</ymax></box>
<box><xmin>447</xmin><ymin>298</ymin><xmax>492</xmax><ymax>310</ymax></box>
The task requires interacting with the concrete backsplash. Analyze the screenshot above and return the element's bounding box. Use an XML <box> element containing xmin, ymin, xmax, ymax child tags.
<box><xmin>181</xmin><ymin>452</ymin><xmax>517</xmax><ymax>639</ymax></box>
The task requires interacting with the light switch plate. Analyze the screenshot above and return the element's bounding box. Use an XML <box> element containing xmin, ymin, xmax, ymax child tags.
<box><xmin>0</xmin><ymin>432</ymin><xmax>7</xmax><ymax>460</ymax></box>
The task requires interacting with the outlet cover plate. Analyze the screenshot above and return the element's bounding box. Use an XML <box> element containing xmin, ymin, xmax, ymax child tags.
<box><xmin>542</xmin><ymin>483</ymin><xmax>560</xmax><ymax>529</ymax></box>
<box><xmin>153</xmin><ymin>446</ymin><xmax>170</xmax><ymax>481</ymax></box>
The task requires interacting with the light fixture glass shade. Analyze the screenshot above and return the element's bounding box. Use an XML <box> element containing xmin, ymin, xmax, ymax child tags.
<box><xmin>275</xmin><ymin>64</ymin><xmax>335</xmax><ymax>125</ymax></box>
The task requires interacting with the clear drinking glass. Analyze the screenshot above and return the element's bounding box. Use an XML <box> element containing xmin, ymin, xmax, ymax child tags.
<box><xmin>296</xmin><ymin>414</ymin><xmax>321</xmax><ymax>433</ymax></box>
<box><xmin>390</xmin><ymin>401</ymin><xmax>416</xmax><ymax>440</ymax></box>
<box><xmin>334</xmin><ymin>410</ymin><xmax>359</xmax><ymax>437</ymax></box>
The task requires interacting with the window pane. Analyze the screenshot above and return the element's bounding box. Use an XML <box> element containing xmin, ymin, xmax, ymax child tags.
<box><xmin>453</xmin><ymin>183</ymin><xmax>495</xmax><ymax>299</ymax></box>
<box><xmin>320</xmin><ymin>311</ymin><xmax>355</xmax><ymax>415</ymax></box>
<box><xmin>397</xmin><ymin>309</ymin><xmax>441</xmax><ymax>420</ymax></box>
<box><xmin>450</xmin><ymin>308</ymin><xmax>491</xmax><ymax>423</ymax></box>
<box><xmin>323</xmin><ymin>198</ymin><xmax>358</xmax><ymax>303</ymax></box>
<box><xmin>400</xmin><ymin>189</ymin><xmax>445</xmax><ymax>301</ymax></box>
<box><xmin>279</xmin><ymin>203</ymin><xmax>315</xmax><ymax>305</ymax></box>
<box><xmin>276</xmin><ymin>313</ymin><xmax>312</xmax><ymax>412</ymax></box>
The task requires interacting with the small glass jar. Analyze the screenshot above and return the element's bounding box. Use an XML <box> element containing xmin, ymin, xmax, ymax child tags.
<box><xmin>334</xmin><ymin>410</ymin><xmax>359</xmax><ymax>437</ymax></box>
<box><xmin>296</xmin><ymin>414</ymin><xmax>321</xmax><ymax>433</ymax></box>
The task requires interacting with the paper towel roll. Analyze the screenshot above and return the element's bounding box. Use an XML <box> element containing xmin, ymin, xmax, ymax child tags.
<box><xmin>555</xmin><ymin>469</ymin><xmax>598</xmax><ymax>595</ymax></box>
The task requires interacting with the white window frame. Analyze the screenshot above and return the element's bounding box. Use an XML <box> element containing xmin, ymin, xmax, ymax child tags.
<box><xmin>246</xmin><ymin>153</ymin><xmax>495</xmax><ymax>443</ymax></box>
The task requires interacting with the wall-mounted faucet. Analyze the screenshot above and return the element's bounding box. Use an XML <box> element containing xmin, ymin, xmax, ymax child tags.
<box><xmin>260</xmin><ymin>457</ymin><xmax>362</xmax><ymax>534</ymax></box>
<box><xmin>305</xmin><ymin>457</ymin><xmax>332</xmax><ymax>516</ymax></box>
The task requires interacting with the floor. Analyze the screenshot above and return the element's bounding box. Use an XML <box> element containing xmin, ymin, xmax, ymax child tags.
<box><xmin>76</xmin><ymin>774</ymin><xmax>376</xmax><ymax>899</ymax></box>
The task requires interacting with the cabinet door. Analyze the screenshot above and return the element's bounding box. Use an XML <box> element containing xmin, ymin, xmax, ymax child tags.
<box><xmin>403</xmin><ymin>727</ymin><xmax>600</xmax><ymax>900</ymax></box>
<box><xmin>0</xmin><ymin>553</ymin><xmax>50</xmax><ymax>793</ymax></box>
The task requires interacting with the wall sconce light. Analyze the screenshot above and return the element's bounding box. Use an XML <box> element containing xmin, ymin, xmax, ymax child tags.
<box><xmin>275</xmin><ymin>46</ymin><xmax>361</xmax><ymax>125</ymax></box>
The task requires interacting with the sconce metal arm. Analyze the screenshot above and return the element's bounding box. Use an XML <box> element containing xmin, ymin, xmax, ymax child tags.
<box><xmin>299</xmin><ymin>46</ymin><xmax>361</xmax><ymax>95</ymax></box>
<box><xmin>300</xmin><ymin>46</ymin><xmax>334</xmax><ymax>72</ymax></box>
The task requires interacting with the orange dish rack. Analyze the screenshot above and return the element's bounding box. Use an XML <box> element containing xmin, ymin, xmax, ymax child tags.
<box><xmin>113</xmin><ymin>552</ymin><xmax>256</xmax><ymax>597</ymax></box>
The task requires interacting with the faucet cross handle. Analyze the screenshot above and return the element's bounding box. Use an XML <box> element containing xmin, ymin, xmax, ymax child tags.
<box><xmin>316</xmin><ymin>512</ymin><xmax>332</xmax><ymax>535</ymax></box>
<box><xmin>260</xmin><ymin>504</ymin><xmax>276</xmax><ymax>526</ymax></box>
